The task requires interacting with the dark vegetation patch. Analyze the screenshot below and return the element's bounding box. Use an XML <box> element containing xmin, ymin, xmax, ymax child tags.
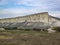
<box><xmin>52</xmin><ymin>27</ymin><xmax>60</xmax><ymax>32</ymax></box>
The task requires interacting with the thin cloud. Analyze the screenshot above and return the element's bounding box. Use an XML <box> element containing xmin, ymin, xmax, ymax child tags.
<box><xmin>0</xmin><ymin>0</ymin><xmax>8</xmax><ymax>5</ymax></box>
<box><xmin>0</xmin><ymin>0</ymin><xmax>60</xmax><ymax>18</ymax></box>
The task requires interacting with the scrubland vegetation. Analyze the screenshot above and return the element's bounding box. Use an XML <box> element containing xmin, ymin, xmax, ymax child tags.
<box><xmin>52</xmin><ymin>26</ymin><xmax>60</xmax><ymax>32</ymax></box>
<box><xmin>0</xmin><ymin>30</ymin><xmax>60</xmax><ymax>45</ymax></box>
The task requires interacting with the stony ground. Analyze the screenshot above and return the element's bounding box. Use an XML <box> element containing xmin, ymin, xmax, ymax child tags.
<box><xmin>0</xmin><ymin>30</ymin><xmax>60</xmax><ymax>45</ymax></box>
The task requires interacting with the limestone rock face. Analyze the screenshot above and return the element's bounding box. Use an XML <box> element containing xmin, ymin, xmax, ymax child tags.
<box><xmin>47</xmin><ymin>28</ymin><xmax>56</xmax><ymax>33</ymax></box>
<box><xmin>0</xmin><ymin>28</ymin><xmax>5</xmax><ymax>30</ymax></box>
<box><xmin>0</xmin><ymin>12</ymin><xmax>49</xmax><ymax>23</ymax></box>
<box><xmin>0</xmin><ymin>22</ymin><xmax>50</xmax><ymax>30</ymax></box>
<box><xmin>0</xmin><ymin>12</ymin><xmax>60</xmax><ymax>30</ymax></box>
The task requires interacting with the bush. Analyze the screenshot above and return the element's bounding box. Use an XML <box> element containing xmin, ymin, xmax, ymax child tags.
<box><xmin>52</xmin><ymin>27</ymin><xmax>60</xmax><ymax>32</ymax></box>
<box><xmin>4</xmin><ymin>27</ymin><xmax>17</xmax><ymax>30</ymax></box>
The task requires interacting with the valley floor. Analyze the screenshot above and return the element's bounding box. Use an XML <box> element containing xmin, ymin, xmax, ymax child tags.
<box><xmin>0</xmin><ymin>30</ymin><xmax>60</xmax><ymax>45</ymax></box>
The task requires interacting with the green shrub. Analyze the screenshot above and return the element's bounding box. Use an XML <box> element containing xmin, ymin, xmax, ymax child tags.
<box><xmin>52</xmin><ymin>27</ymin><xmax>60</xmax><ymax>32</ymax></box>
<box><xmin>4</xmin><ymin>27</ymin><xmax>17</xmax><ymax>30</ymax></box>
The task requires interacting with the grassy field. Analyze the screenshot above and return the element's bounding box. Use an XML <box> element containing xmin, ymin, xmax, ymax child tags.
<box><xmin>0</xmin><ymin>30</ymin><xmax>60</xmax><ymax>45</ymax></box>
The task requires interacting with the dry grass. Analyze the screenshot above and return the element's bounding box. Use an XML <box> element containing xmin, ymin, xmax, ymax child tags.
<box><xmin>0</xmin><ymin>36</ymin><xmax>13</xmax><ymax>39</ymax></box>
<box><xmin>0</xmin><ymin>30</ymin><xmax>60</xmax><ymax>45</ymax></box>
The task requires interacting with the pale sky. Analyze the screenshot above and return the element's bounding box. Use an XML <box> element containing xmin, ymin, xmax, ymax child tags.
<box><xmin>0</xmin><ymin>0</ymin><xmax>60</xmax><ymax>18</ymax></box>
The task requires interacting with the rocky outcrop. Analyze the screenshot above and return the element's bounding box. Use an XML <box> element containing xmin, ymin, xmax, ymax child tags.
<box><xmin>47</xmin><ymin>28</ymin><xmax>56</xmax><ymax>33</ymax></box>
<box><xmin>0</xmin><ymin>28</ymin><xmax>5</xmax><ymax>30</ymax></box>
<box><xmin>0</xmin><ymin>22</ymin><xmax>50</xmax><ymax>30</ymax></box>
